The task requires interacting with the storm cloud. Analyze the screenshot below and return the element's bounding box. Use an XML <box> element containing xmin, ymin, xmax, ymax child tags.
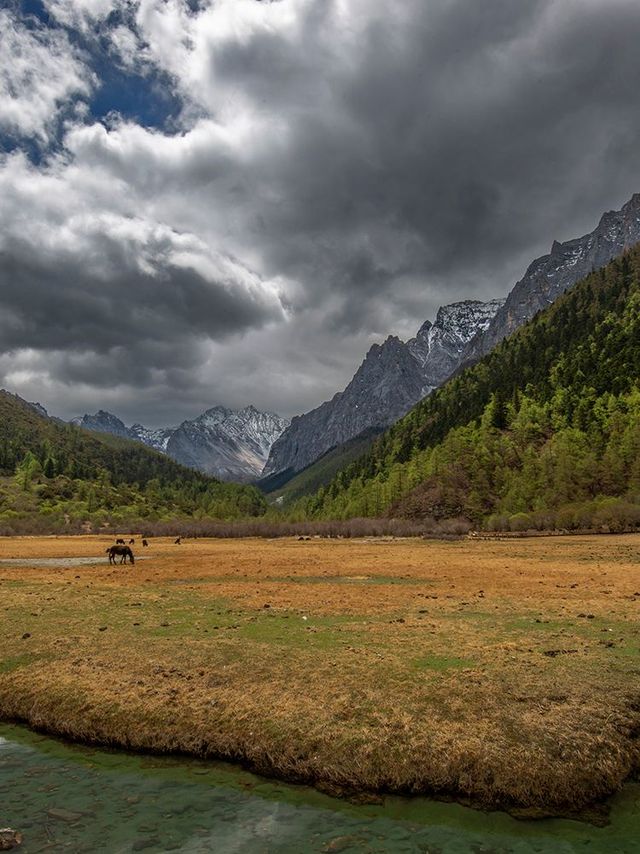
<box><xmin>2</xmin><ymin>0</ymin><xmax>640</xmax><ymax>425</ymax></box>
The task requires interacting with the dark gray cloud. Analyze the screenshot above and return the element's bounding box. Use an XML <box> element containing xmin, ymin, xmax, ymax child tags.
<box><xmin>2</xmin><ymin>0</ymin><xmax>640</xmax><ymax>424</ymax></box>
<box><xmin>249</xmin><ymin>0</ymin><xmax>640</xmax><ymax>300</ymax></box>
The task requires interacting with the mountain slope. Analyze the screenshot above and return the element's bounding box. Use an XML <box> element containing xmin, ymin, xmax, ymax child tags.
<box><xmin>0</xmin><ymin>390</ymin><xmax>267</xmax><ymax>526</ymax></box>
<box><xmin>72</xmin><ymin>405</ymin><xmax>289</xmax><ymax>482</ymax></box>
<box><xmin>259</xmin><ymin>427</ymin><xmax>384</xmax><ymax>506</ymax></box>
<box><xmin>263</xmin><ymin>336</ymin><xmax>427</xmax><ymax>478</ymax></box>
<box><xmin>299</xmin><ymin>246</ymin><xmax>640</xmax><ymax>527</ymax></box>
<box><xmin>407</xmin><ymin>299</ymin><xmax>504</xmax><ymax>387</ymax></box>
<box><xmin>464</xmin><ymin>192</ymin><xmax>640</xmax><ymax>363</ymax></box>
<box><xmin>263</xmin><ymin>299</ymin><xmax>503</xmax><ymax>479</ymax></box>
<box><xmin>166</xmin><ymin>405</ymin><xmax>289</xmax><ymax>481</ymax></box>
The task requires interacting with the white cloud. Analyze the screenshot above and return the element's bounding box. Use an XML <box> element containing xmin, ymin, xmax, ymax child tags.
<box><xmin>0</xmin><ymin>9</ymin><xmax>93</xmax><ymax>141</ymax></box>
<box><xmin>0</xmin><ymin>148</ymin><xmax>286</xmax><ymax>406</ymax></box>
<box><xmin>3</xmin><ymin>0</ymin><xmax>640</xmax><ymax>423</ymax></box>
<box><xmin>44</xmin><ymin>0</ymin><xmax>128</xmax><ymax>29</ymax></box>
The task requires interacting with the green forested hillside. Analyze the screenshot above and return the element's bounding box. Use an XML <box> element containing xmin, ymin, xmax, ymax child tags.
<box><xmin>296</xmin><ymin>247</ymin><xmax>640</xmax><ymax>530</ymax></box>
<box><xmin>260</xmin><ymin>427</ymin><xmax>382</xmax><ymax>505</ymax></box>
<box><xmin>0</xmin><ymin>391</ymin><xmax>266</xmax><ymax>531</ymax></box>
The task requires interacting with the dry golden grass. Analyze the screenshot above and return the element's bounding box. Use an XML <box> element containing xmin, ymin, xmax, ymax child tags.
<box><xmin>1</xmin><ymin>533</ymin><xmax>640</xmax><ymax>818</ymax></box>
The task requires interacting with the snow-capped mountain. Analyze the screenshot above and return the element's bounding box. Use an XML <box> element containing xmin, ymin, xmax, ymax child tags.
<box><xmin>129</xmin><ymin>423</ymin><xmax>174</xmax><ymax>453</ymax></box>
<box><xmin>262</xmin><ymin>299</ymin><xmax>504</xmax><ymax>479</ymax></box>
<box><xmin>71</xmin><ymin>405</ymin><xmax>289</xmax><ymax>482</ymax></box>
<box><xmin>265</xmin><ymin>192</ymin><xmax>640</xmax><ymax>483</ymax></box>
<box><xmin>464</xmin><ymin>193</ymin><xmax>640</xmax><ymax>363</ymax></box>
<box><xmin>407</xmin><ymin>299</ymin><xmax>505</xmax><ymax>392</ymax></box>
<box><xmin>165</xmin><ymin>405</ymin><xmax>289</xmax><ymax>481</ymax></box>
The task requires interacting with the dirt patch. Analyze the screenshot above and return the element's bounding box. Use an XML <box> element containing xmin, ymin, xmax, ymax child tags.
<box><xmin>0</xmin><ymin>533</ymin><xmax>639</xmax><ymax>817</ymax></box>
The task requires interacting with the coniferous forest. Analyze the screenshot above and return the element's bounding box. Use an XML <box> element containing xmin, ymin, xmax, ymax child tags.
<box><xmin>0</xmin><ymin>391</ymin><xmax>266</xmax><ymax>532</ymax></box>
<box><xmin>294</xmin><ymin>247</ymin><xmax>640</xmax><ymax>531</ymax></box>
<box><xmin>6</xmin><ymin>247</ymin><xmax>640</xmax><ymax>534</ymax></box>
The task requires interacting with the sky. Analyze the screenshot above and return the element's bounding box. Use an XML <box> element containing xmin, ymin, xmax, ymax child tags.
<box><xmin>2</xmin><ymin>0</ymin><xmax>640</xmax><ymax>427</ymax></box>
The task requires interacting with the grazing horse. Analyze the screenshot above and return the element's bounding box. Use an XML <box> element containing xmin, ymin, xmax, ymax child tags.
<box><xmin>106</xmin><ymin>545</ymin><xmax>134</xmax><ymax>565</ymax></box>
<box><xmin>129</xmin><ymin>538</ymin><xmax>135</xmax><ymax>544</ymax></box>
<box><xmin>142</xmin><ymin>539</ymin><xmax>149</xmax><ymax>547</ymax></box>
<box><xmin>115</xmin><ymin>538</ymin><xmax>125</xmax><ymax>545</ymax></box>
<box><xmin>174</xmin><ymin>537</ymin><xmax>181</xmax><ymax>545</ymax></box>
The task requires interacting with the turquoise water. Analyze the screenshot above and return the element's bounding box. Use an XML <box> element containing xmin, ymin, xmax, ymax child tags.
<box><xmin>1</xmin><ymin>723</ymin><xmax>639</xmax><ymax>853</ymax></box>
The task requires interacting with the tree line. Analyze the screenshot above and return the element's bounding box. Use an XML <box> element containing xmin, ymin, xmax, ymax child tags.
<box><xmin>293</xmin><ymin>247</ymin><xmax>640</xmax><ymax>530</ymax></box>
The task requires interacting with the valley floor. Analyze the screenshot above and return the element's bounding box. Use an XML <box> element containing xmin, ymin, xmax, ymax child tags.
<box><xmin>1</xmin><ymin>534</ymin><xmax>639</xmax><ymax>819</ymax></box>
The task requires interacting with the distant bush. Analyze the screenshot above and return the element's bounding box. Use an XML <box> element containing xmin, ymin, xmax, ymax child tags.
<box><xmin>592</xmin><ymin>498</ymin><xmax>640</xmax><ymax>532</ymax></box>
<box><xmin>508</xmin><ymin>512</ymin><xmax>533</xmax><ymax>532</ymax></box>
<box><xmin>479</xmin><ymin>496</ymin><xmax>640</xmax><ymax>535</ymax></box>
<box><xmin>130</xmin><ymin>516</ymin><xmax>431</xmax><ymax>539</ymax></box>
<box><xmin>485</xmin><ymin>513</ymin><xmax>509</xmax><ymax>532</ymax></box>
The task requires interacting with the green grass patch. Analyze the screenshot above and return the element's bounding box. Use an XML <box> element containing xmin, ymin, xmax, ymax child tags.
<box><xmin>410</xmin><ymin>654</ymin><xmax>474</xmax><ymax>672</ymax></box>
<box><xmin>237</xmin><ymin>611</ymin><xmax>363</xmax><ymax>650</ymax></box>
<box><xmin>0</xmin><ymin>652</ymin><xmax>43</xmax><ymax>673</ymax></box>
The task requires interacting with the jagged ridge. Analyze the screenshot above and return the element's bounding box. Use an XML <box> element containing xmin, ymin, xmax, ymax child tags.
<box><xmin>464</xmin><ymin>193</ymin><xmax>640</xmax><ymax>361</ymax></box>
<box><xmin>263</xmin><ymin>299</ymin><xmax>503</xmax><ymax>478</ymax></box>
<box><xmin>265</xmin><ymin>192</ymin><xmax>640</xmax><ymax>484</ymax></box>
<box><xmin>71</xmin><ymin>405</ymin><xmax>289</xmax><ymax>482</ymax></box>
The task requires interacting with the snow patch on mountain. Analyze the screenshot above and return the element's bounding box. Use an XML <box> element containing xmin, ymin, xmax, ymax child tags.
<box><xmin>464</xmin><ymin>192</ymin><xmax>640</xmax><ymax>362</ymax></box>
<box><xmin>262</xmin><ymin>298</ymin><xmax>504</xmax><ymax>478</ymax></box>
<box><xmin>71</xmin><ymin>405</ymin><xmax>289</xmax><ymax>482</ymax></box>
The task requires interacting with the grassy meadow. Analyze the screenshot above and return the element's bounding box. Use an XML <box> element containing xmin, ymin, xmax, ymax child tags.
<box><xmin>1</xmin><ymin>534</ymin><xmax>640</xmax><ymax>819</ymax></box>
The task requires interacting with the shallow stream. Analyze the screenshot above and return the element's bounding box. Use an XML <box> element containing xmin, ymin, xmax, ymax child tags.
<box><xmin>1</xmin><ymin>723</ymin><xmax>639</xmax><ymax>853</ymax></box>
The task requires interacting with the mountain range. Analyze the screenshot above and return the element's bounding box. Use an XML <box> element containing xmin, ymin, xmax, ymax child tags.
<box><xmin>262</xmin><ymin>299</ymin><xmax>504</xmax><ymax>481</ymax></box>
<box><xmin>262</xmin><ymin>191</ymin><xmax>640</xmax><ymax>490</ymax></box>
<box><xmin>302</xmin><ymin>243</ymin><xmax>640</xmax><ymax>527</ymax></box>
<box><xmin>463</xmin><ymin>192</ymin><xmax>640</xmax><ymax>363</ymax></box>
<box><xmin>68</xmin><ymin>300</ymin><xmax>506</xmax><ymax>486</ymax></box>
<box><xmin>0</xmin><ymin>389</ymin><xmax>266</xmax><ymax>529</ymax></box>
<box><xmin>71</xmin><ymin>406</ymin><xmax>289</xmax><ymax>483</ymax></box>
<box><xmin>36</xmin><ymin>191</ymin><xmax>640</xmax><ymax>495</ymax></box>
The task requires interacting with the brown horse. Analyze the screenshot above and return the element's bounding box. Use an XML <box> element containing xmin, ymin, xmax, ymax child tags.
<box><xmin>106</xmin><ymin>545</ymin><xmax>134</xmax><ymax>565</ymax></box>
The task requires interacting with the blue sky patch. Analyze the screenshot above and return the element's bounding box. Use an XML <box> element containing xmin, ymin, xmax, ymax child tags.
<box><xmin>89</xmin><ymin>59</ymin><xmax>183</xmax><ymax>132</ymax></box>
<box><xmin>6</xmin><ymin>0</ymin><xmax>183</xmax><ymax>161</ymax></box>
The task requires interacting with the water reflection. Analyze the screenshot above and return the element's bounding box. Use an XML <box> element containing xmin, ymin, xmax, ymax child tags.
<box><xmin>1</xmin><ymin>725</ymin><xmax>638</xmax><ymax>853</ymax></box>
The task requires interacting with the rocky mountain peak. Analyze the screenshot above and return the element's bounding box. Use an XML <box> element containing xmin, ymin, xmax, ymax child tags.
<box><xmin>262</xmin><ymin>297</ymin><xmax>503</xmax><ymax>479</ymax></box>
<box><xmin>414</xmin><ymin>319</ymin><xmax>433</xmax><ymax>338</ymax></box>
<box><xmin>71</xmin><ymin>410</ymin><xmax>130</xmax><ymax>438</ymax></box>
<box><xmin>407</xmin><ymin>298</ymin><xmax>504</xmax><ymax>386</ymax></box>
<box><xmin>27</xmin><ymin>401</ymin><xmax>49</xmax><ymax>419</ymax></box>
<box><xmin>70</xmin><ymin>404</ymin><xmax>289</xmax><ymax>481</ymax></box>
<box><xmin>195</xmin><ymin>405</ymin><xmax>232</xmax><ymax>426</ymax></box>
<box><xmin>463</xmin><ymin>191</ymin><xmax>640</xmax><ymax>363</ymax></box>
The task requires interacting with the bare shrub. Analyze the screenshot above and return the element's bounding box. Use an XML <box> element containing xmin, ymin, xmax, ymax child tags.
<box><xmin>134</xmin><ymin>516</ymin><xmax>430</xmax><ymax>539</ymax></box>
<box><xmin>508</xmin><ymin>512</ymin><xmax>533</xmax><ymax>532</ymax></box>
<box><xmin>485</xmin><ymin>514</ymin><xmax>509</xmax><ymax>532</ymax></box>
<box><xmin>592</xmin><ymin>498</ymin><xmax>640</xmax><ymax>533</ymax></box>
<box><xmin>437</xmin><ymin>516</ymin><xmax>472</xmax><ymax>536</ymax></box>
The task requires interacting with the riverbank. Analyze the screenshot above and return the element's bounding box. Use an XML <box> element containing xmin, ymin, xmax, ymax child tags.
<box><xmin>1</xmin><ymin>534</ymin><xmax>639</xmax><ymax>820</ymax></box>
<box><xmin>6</xmin><ymin>723</ymin><xmax>640</xmax><ymax>853</ymax></box>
